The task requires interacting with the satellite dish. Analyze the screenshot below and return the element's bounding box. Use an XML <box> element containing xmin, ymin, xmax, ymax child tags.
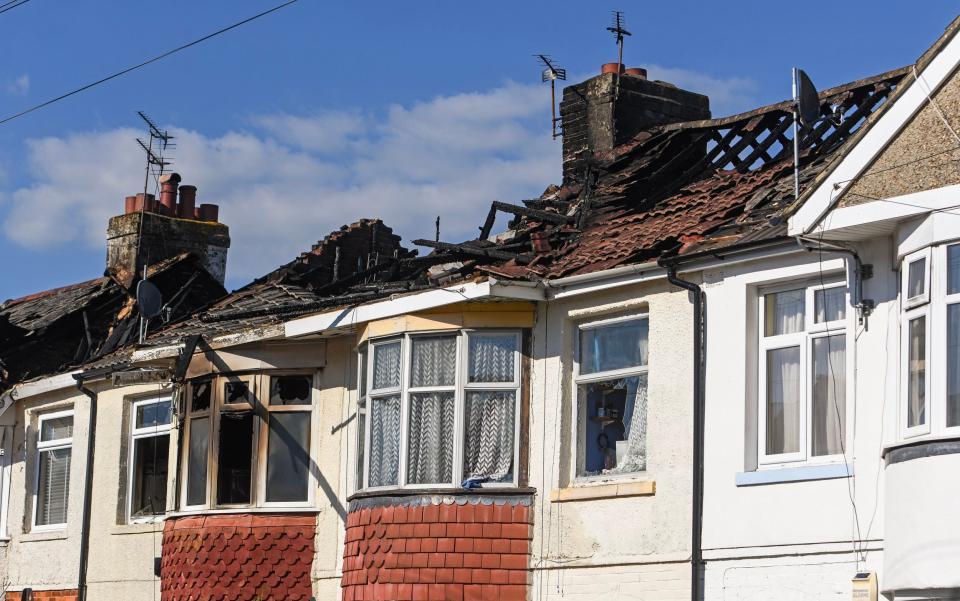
<box><xmin>796</xmin><ymin>69</ymin><xmax>821</xmax><ymax>127</ymax></box>
<box><xmin>136</xmin><ymin>280</ymin><xmax>163</xmax><ymax>318</ymax></box>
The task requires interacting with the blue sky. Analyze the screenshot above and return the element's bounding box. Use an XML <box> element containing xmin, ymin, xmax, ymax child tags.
<box><xmin>0</xmin><ymin>1</ymin><xmax>956</xmax><ymax>299</ymax></box>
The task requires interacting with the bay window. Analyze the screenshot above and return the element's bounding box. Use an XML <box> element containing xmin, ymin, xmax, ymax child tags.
<box><xmin>574</xmin><ymin>316</ymin><xmax>649</xmax><ymax>478</ymax></box>
<box><xmin>181</xmin><ymin>373</ymin><xmax>315</xmax><ymax>509</ymax></box>
<box><xmin>358</xmin><ymin>330</ymin><xmax>521</xmax><ymax>490</ymax></box>
<box><xmin>902</xmin><ymin>243</ymin><xmax>960</xmax><ymax>437</ymax></box>
<box><xmin>758</xmin><ymin>282</ymin><xmax>849</xmax><ymax>465</ymax></box>
<box><xmin>128</xmin><ymin>397</ymin><xmax>172</xmax><ymax>521</ymax></box>
<box><xmin>34</xmin><ymin>409</ymin><xmax>73</xmax><ymax>529</ymax></box>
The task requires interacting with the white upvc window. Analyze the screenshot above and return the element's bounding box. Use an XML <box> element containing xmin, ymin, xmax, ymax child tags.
<box><xmin>180</xmin><ymin>373</ymin><xmax>316</xmax><ymax>510</ymax></box>
<box><xmin>758</xmin><ymin>281</ymin><xmax>850</xmax><ymax>466</ymax></box>
<box><xmin>128</xmin><ymin>397</ymin><xmax>173</xmax><ymax>522</ymax></box>
<box><xmin>902</xmin><ymin>248</ymin><xmax>932</xmax><ymax>438</ymax></box>
<box><xmin>33</xmin><ymin>409</ymin><xmax>74</xmax><ymax>530</ymax></box>
<box><xmin>573</xmin><ymin>314</ymin><xmax>649</xmax><ymax>479</ymax></box>
<box><xmin>943</xmin><ymin>244</ymin><xmax>960</xmax><ymax>434</ymax></box>
<box><xmin>359</xmin><ymin>330</ymin><xmax>522</xmax><ymax>490</ymax></box>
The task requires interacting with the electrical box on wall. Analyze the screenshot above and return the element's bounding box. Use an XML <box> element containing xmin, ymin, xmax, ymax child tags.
<box><xmin>852</xmin><ymin>572</ymin><xmax>877</xmax><ymax>601</ymax></box>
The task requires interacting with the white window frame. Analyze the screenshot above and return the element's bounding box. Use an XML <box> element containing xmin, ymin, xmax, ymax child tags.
<box><xmin>939</xmin><ymin>243</ymin><xmax>960</xmax><ymax>436</ymax></box>
<box><xmin>360</xmin><ymin>329</ymin><xmax>522</xmax><ymax>491</ymax></box>
<box><xmin>757</xmin><ymin>280</ymin><xmax>852</xmax><ymax>467</ymax></box>
<box><xmin>0</xmin><ymin>426</ymin><xmax>14</xmax><ymax>539</ymax></box>
<box><xmin>127</xmin><ymin>397</ymin><xmax>173</xmax><ymax>523</ymax></box>
<box><xmin>573</xmin><ymin>313</ymin><xmax>650</xmax><ymax>482</ymax></box>
<box><xmin>901</xmin><ymin>248</ymin><xmax>933</xmax><ymax>438</ymax></box>
<box><xmin>180</xmin><ymin>372</ymin><xmax>317</xmax><ymax>510</ymax></box>
<box><xmin>32</xmin><ymin>408</ymin><xmax>74</xmax><ymax>531</ymax></box>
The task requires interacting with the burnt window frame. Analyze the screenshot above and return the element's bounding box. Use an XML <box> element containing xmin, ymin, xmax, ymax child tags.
<box><xmin>180</xmin><ymin>372</ymin><xmax>317</xmax><ymax>511</ymax></box>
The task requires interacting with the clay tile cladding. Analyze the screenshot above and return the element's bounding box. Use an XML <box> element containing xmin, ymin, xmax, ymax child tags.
<box><xmin>161</xmin><ymin>513</ymin><xmax>316</xmax><ymax>601</ymax></box>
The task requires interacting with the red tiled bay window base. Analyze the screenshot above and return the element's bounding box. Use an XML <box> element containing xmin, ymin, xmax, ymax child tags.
<box><xmin>160</xmin><ymin>513</ymin><xmax>316</xmax><ymax>601</ymax></box>
<box><xmin>342</xmin><ymin>494</ymin><xmax>533</xmax><ymax>601</ymax></box>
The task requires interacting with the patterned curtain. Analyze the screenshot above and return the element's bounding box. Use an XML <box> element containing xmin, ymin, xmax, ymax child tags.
<box><xmin>410</xmin><ymin>337</ymin><xmax>457</xmax><ymax>387</ymax></box>
<box><xmin>463</xmin><ymin>391</ymin><xmax>515</xmax><ymax>482</ymax></box>
<box><xmin>607</xmin><ymin>376</ymin><xmax>647</xmax><ymax>474</ymax></box>
<box><xmin>468</xmin><ymin>335</ymin><xmax>516</xmax><ymax>382</ymax></box>
<box><xmin>369</xmin><ymin>395</ymin><xmax>401</xmax><ymax>487</ymax></box>
<box><xmin>406</xmin><ymin>392</ymin><xmax>455</xmax><ymax>484</ymax></box>
<box><xmin>373</xmin><ymin>342</ymin><xmax>402</xmax><ymax>390</ymax></box>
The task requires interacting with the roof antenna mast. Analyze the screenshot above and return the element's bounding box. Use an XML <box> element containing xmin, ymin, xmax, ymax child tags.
<box><xmin>136</xmin><ymin>111</ymin><xmax>174</xmax><ymax>198</ymax></box>
<box><xmin>607</xmin><ymin>10</ymin><xmax>631</xmax><ymax>98</ymax></box>
<box><xmin>536</xmin><ymin>54</ymin><xmax>566</xmax><ymax>139</ymax></box>
<box><xmin>791</xmin><ymin>68</ymin><xmax>821</xmax><ymax>200</ymax></box>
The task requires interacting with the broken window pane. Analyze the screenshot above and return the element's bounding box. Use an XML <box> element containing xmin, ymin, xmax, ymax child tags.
<box><xmin>186</xmin><ymin>417</ymin><xmax>209</xmax><ymax>506</ymax></box>
<box><xmin>577</xmin><ymin>376</ymin><xmax>646</xmax><ymax>477</ymax></box>
<box><xmin>217</xmin><ymin>411</ymin><xmax>253</xmax><ymax>505</ymax></box>
<box><xmin>191</xmin><ymin>381</ymin><xmax>211</xmax><ymax>412</ymax></box>
<box><xmin>265</xmin><ymin>412</ymin><xmax>311</xmax><ymax>503</ymax></box>
<box><xmin>131</xmin><ymin>436</ymin><xmax>169</xmax><ymax>517</ymax></box>
<box><xmin>224</xmin><ymin>381</ymin><xmax>253</xmax><ymax>406</ymax></box>
<box><xmin>136</xmin><ymin>400</ymin><xmax>172</xmax><ymax>429</ymax></box>
<box><xmin>270</xmin><ymin>375</ymin><xmax>312</xmax><ymax>406</ymax></box>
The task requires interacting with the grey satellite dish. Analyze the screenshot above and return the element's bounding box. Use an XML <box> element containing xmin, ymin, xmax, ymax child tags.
<box><xmin>796</xmin><ymin>69</ymin><xmax>820</xmax><ymax>127</ymax></box>
<box><xmin>136</xmin><ymin>280</ymin><xmax>163</xmax><ymax>318</ymax></box>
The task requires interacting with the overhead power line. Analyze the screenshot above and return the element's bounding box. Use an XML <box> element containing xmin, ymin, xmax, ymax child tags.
<box><xmin>0</xmin><ymin>0</ymin><xmax>33</xmax><ymax>16</ymax></box>
<box><xmin>0</xmin><ymin>0</ymin><xmax>300</xmax><ymax>127</ymax></box>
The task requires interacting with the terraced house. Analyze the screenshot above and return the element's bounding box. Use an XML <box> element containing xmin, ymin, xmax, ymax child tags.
<box><xmin>1</xmin><ymin>15</ymin><xmax>959</xmax><ymax>601</ymax></box>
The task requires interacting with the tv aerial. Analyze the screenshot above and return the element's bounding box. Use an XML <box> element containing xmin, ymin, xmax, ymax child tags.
<box><xmin>536</xmin><ymin>54</ymin><xmax>566</xmax><ymax>139</ymax></box>
<box><xmin>606</xmin><ymin>11</ymin><xmax>631</xmax><ymax>97</ymax></box>
<box><xmin>136</xmin><ymin>111</ymin><xmax>175</xmax><ymax>198</ymax></box>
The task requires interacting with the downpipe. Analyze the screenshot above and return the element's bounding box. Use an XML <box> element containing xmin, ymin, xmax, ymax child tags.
<box><xmin>658</xmin><ymin>256</ymin><xmax>705</xmax><ymax>601</ymax></box>
<box><xmin>72</xmin><ymin>374</ymin><xmax>98</xmax><ymax>601</ymax></box>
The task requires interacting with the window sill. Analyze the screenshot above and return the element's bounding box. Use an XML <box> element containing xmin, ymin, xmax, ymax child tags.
<box><xmin>551</xmin><ymin>480</ymin><xmax>655</xmax><ymax>502</ymax></box>
<box><xmin>111</xmin><ymin>522</ymin><xmax>164</xmax><ymax>536</ymax></box>
<box><xmin>20</xmin><ymin>530</ymin><xmax>69</xmax><ymax>543</ymax></box>
<box><xmin>735</xmin><ymin>463</ymin><xmax>853</xmax><ymax>486</ymax></box>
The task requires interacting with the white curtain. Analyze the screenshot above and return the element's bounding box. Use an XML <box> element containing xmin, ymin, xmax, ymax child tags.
<box><xmin>607</xmin><ymin>376</ymin><xmax>648</xmax><ymax>474</ymax></box>
<box><xmin>410</xmin><ymin>337</ymin><xmax>457</xmax><ymax>387</ymax></box>
<box><xmin>908</xmin><ymin>316</ymin><xmax>926</xmax><ymax>428</ymax></box>
<box><xmin>766</xmin><ymin>290</ymin><xmax>804</xmax><ymax>335</ymax></box>
<box><xmin>372</xmin><ymin>342</ymin><xmax>402</xmax><ymax>390</ymax></box>
<box><xmin>369</xmin><ymin>395</ymin><xmax>401</xmax><ymax>487</ymax></box>
<box><xmin>812</xmin><ymin>336</ymin><xmax>845</xmax><ymax>456</ymax></box>
<box><xmin>766</xmin><ymin>346</ymin><xmax>801</xmax><ymax>454</ymax></box>
<box><xmin>406</xmin><ymin>392</ymin><xmax>455</xmax><ymax>484</ymax></box>
<box><xmin>468</xmin><ymin>335</ymin><xmax>516</xmax><ymax>383</ymax></box>
<box><xmin>463</xmin><ymin>391</ymin><xmax>515</xmax><ymax>482</ymax></box>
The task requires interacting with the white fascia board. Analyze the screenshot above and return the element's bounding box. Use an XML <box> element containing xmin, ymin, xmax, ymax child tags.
<box><xmin>789</xmin><ymin>30</ymin><xmax>960</xmax><ymax>236</ymax></box>
<box><xmin>817</xmin><ymin>184</ymin><xmax>960</xmax><ymax>234</ymax></box>
<box><xmin>284</xmin><ymin>280</ymin><xmax>546</xmax><ymax>339</ymax></box>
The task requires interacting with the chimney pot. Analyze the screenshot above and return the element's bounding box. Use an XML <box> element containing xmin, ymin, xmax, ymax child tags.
<box><xmin>624</xmin><ymin>67</ymin><xmax>647</xmax><ymax>79</ymax></box>
<box><xmin>135</xmin><ymin>193</ymin><xmax>156</xmax><ymax>213</ymax></box>
<box><xmin>199</xmin><ymin>203</ymin><xmax>219</xmax><ymax>222</ymax></box>
<box><xmin>178</xmin><ymin>185</ymin><xmax>197</xmax><ymax>220</ymax></box>
<box><xmin>124</xmin><ymin>195</ymin><xmax>137</xmax><ymax>214</ymax></box>
<box><xmin>159</xmin><ymin>172</ymin><xmax>181</xmax><ymax>216</ymax></box>
<box><xmin>601</xmin><ymin>63</ymin><xmax>624</xmax><ymax>75</ymax></box>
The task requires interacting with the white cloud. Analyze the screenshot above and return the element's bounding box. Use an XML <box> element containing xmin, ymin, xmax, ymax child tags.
<box><xmin>6</xmin><ymin>74</ymin><xmax>29</xmax><ymax>96</ymax></box>
<box><xmin>2</xmin><ymin>81</ymin><xmax>559</xmax><ymax>288</ymax></box>
<box><xmin>0</xmin><ymin>68</ymin><xmax>756</xmax><ymax>289</ymax></box>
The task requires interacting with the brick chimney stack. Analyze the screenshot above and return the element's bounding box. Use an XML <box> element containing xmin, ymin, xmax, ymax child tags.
<box><xmin>106</xmin><ymin>175</ymin><xmax>230</xmax><ymax>287</ymax></box>
<box><xmin>560</xmin><ymin>65</ymin><xmax>711</xmax><ymax>185</ymax></box>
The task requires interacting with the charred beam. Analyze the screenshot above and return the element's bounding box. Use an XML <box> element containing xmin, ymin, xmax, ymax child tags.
<box><xmin>490</xmin><ymin>201</ymin><xmax>573</xmax><ymax>225</ymax></box>
<box><xmin>412</xmin><ymin>239</ymin><xmax>533</xmax><ymax>263</ymax></box>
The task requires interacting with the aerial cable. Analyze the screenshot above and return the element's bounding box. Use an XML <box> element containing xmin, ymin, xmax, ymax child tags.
<box><xmin>0</xmin><ymin>0</ymin><xmax>299</xmax><ymax>126</ymax></box>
